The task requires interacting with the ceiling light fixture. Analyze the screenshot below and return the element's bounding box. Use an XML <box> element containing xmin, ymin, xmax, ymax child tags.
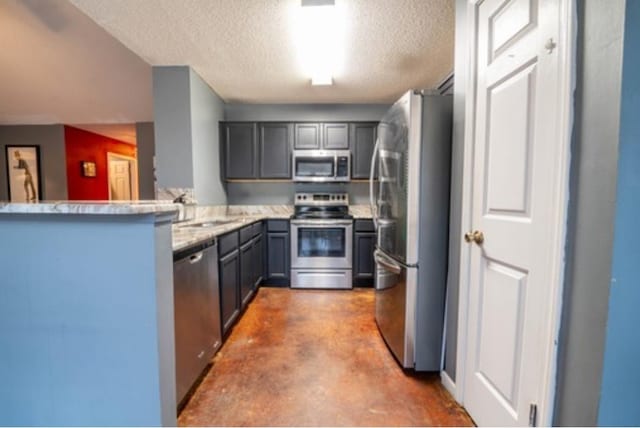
<box><xmin>295</xmin><ymin>0</ymin><xmax>344</xmax><ymax>86</ymax></box>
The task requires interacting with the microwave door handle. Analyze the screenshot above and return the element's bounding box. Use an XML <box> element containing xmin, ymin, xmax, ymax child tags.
<box><xmin>369</xmin><ymin>137</ymin><xmax>380</xmax><ymax>230</ymax></box>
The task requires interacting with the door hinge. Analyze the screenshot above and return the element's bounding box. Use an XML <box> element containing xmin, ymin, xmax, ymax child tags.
<box><xmin>529</xmin><ymin>403</ymin><xmax>538</xmax><ymax>427</ymax></box>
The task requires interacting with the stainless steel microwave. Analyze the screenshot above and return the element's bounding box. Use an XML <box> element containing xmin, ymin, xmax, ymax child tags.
<box><xmin>292</xmin><ymin>150</ymin><xmax>351</xmax><ymax>182</ymax></box>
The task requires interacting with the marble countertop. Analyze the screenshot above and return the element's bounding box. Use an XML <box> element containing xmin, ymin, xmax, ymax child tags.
<box><xmin>173</xmin><ymin>215</ymin><xmax>267</xmax><ymax>252</ymax></box>
<box><xmin>349</xmin><ymin>205</ymin><xmax>373</xmax><ymax>219</ymax></box>
<box><xmin>172</xmin><ymin>205</ymin><xmax>373</xmax><ymax>252</ymax></box>
<box><xmin>0</xmin><ymin>200</ymin><xmax>370</xmax><ymax>251</ymax></box>
<box><xmin>0</xmin><ymin>201</ymin><xmax>180</xmax><ymax>216</ymax></box>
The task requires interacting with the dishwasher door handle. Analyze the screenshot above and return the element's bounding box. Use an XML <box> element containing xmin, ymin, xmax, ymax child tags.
<box><xmin>189</xmin><ymin>252</ymin><xmax>204</xmax><ymax>264</ymax></box>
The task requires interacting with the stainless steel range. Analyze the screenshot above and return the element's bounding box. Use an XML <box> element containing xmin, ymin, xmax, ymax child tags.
<box><xmin>290</xmin><ymin>192</ymin><xmax>353</xmax><ymax>289</ymax></box>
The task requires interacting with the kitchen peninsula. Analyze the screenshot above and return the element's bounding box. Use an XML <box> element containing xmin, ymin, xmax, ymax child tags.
<box><xmin>0</xmin><ymin>200</ymin><xmax>373</xmax><ymax>426</ymax></box>
<box><xmin>0</xmin><ymin>201</ymin><xmax>178</xmax><ymax>426</ymax></box>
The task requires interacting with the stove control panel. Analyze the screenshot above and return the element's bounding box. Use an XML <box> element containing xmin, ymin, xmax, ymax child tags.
<box><xmin>294</xmin><ymin>192</ymin><xmax>349</xmax><ymax>206</ymax></box>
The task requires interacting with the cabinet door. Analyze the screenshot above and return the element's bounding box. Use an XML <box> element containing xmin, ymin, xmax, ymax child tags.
<box><xmin>259</xmin><ymin>123</ymin><xmax>292</xmax><ymax>178</ymax></box>
<box><xmin>294</xmin><ymin>123</ymin><xmax>321</xmax><ymax>149</ymax></box>
<box><xmin>219</xmin><ymin>249</ymin><xmax>240</xmax><ymax>334</ymax></box>
<box><xmin>266</xmin><ymin>232</ymin><xmax>290</xmax><ymax>286</ymax></box>
<box><xmin>323</xmin><ymin>123</ymin><xmax>349</xmax><ymax>149</ymax></box>
<box><xmin>253</xmin><ymin>234</ymin><xmax>264</xmax><ymax>289</ymax></box>
<box><xmin>350</xmin><ymin>123</ymin><xmax>378</xmax><ymax>179</ymax></box>
<box><xmin>354</xmin><ymin>232</ymin><xmax>375</xmax><ymax>286</ymax></box>
<box><xmin>239</xmin><ymin>241</ymin><xmax>253</xmax><ymax>308</ymax></box>
<box><xmin>223</xmin><ymin>123</ymin><xmax>258</xmax><ymax>179</ymax></box>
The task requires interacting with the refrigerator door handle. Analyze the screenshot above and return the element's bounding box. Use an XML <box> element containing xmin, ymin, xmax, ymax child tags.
<box><xmin>369</xmin><ymin>136</ymin><xmax>381</xmax><ymax>230</ymax></box>
<box><xmin>374</xmin><ymin>249</ymin><xmax>402</xmax><ymax>275</ymax></box>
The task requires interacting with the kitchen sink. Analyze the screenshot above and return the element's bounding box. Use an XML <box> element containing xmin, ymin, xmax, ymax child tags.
<box><xmin>183</xmin><ymin>219</ymin><xmax>235</xmax><ymax>228</ymax></box>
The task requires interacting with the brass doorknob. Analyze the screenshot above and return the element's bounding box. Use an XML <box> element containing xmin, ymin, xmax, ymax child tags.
<box><xmin>464</xmin><ymin>230</ymin><xmax>484</xmax><ymax>245</ymax></box>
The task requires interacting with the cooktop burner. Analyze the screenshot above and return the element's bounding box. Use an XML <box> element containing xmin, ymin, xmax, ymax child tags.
<box><xmin>292</xmin><ymin>192</ymin><xmax>352</xmax><ymax>220</ymax></box>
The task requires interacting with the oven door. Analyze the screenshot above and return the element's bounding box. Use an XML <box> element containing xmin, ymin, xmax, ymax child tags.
<box><xmin>290</xmin><ymin>219</ymin><xmax>353</xmax><ymax>269</ymax></box>
<box><xmin>293</xmin><ymin>154</ymin><xmax>336</xmax><ymax>182</ymax></box>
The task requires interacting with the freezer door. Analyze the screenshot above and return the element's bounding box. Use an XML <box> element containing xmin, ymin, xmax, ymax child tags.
<box><xmin>374</xmin><ymin>91</ymin><xmax>422</xmax><ymax>265</ymax></box>
<box><xmin>374</xmin><ymin>249</ymin><xmax>416</xmax><ymax>368</ymax></box>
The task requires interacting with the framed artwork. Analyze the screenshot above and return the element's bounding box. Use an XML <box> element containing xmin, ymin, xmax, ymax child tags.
<box><xmin>81</xmin><ymin>161</ymin><xmax>97</xmax><ymax>177</ymax></box>
<box><xmin>5</xmin><ymin>145</ymin><xmax>41</xmax><ymax>203</ymax></box>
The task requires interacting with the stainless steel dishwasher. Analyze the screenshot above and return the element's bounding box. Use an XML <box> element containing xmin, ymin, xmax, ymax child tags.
<box><xmin>173</xmin><ymin>238</ymin><xmax>221</xmax><ymax>407</ymax></box>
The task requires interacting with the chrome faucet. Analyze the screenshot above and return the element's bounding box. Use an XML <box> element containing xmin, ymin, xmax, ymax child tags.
<box><xmin>173</xmin><ymin>193</ymin><xmax>187</xmax><ymax>204</ymax></box>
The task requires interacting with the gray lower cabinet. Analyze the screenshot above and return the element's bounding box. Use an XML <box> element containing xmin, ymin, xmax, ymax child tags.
<box><xmin>239</xmin><ymin>240</ymin><xmax>253</xmax><ymax>307</ymax></box>
<box><xmin>266</xmin><ymin>220</ymin><xmax>290</xmax><ymax>287</ymax></box>
<box><xmin>239</xmin><ymin>222</ymin><xmax>264</xmax><ymax>310</ymax></box>
<box><xmin>354</xmin><ymin>219</ymin><xmax>376</xmax><ymax>287</ymax></box>
<box><xmin>259</xmin><ymin>123</ymin><xmax>292</xmax><ymax>178</ymax></box>
<box><xmin>351</xmin><ymin>122</ymin><xmax>378</xmax><ymax>179</ymax></box>
<box><xmin>219</xmin><ymin>247</ymin><xmax>240</xmax><ymax>335</ymax></box>
<box><xmin>219</xmin><ymin>222</ymin><xmax>264</xmax><ymax>335</ymax></box>
<box><xmin>223</xmin><ymin>123</ymin><xmax>258</xmax><ymax>179</ymax></box>
<box><xmin>252</xmin><ymin>234</ymin><xmax>264</xmax><ymax>288</ymax></box>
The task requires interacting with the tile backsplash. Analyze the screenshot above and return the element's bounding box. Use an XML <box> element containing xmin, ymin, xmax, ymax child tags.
<box><xmin>157</xmin><ymin>187</ymin><xmax>196</xmax><ymax>204</ymax></box>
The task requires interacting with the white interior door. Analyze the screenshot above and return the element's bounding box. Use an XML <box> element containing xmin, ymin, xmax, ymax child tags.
<box><xmin>462</xmin><ymin>0</ymin><xmax>572</xmax><ymax>425</ymax></box>
<box><xmin>109</xmin><ymin>160</ymin><xmax>132</xmax><ymax>200</ymax></box>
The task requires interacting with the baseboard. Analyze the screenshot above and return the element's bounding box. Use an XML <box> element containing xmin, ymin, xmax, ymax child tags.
<box><xmin>440</xmin><ymin>370</ymin><xmax>457</xmax><ymax>400</ymax></box>
<box><xmin>352</xmin><ymin>278</ymin><xmax>374</xmax><ymax>287</ymax></box>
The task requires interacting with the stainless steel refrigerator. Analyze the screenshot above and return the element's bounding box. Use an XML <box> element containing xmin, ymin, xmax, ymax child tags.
<box><xmin>369</xmin><ymin>90</ymin><xmax>452</xmax><ymax>370</ymax></box>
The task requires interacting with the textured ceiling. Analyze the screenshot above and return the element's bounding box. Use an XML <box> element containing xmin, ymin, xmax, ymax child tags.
<box><xmin>0</xmin><ymin>0</ymin><xmax>152</xmax><ymax>124</ymax></box>
<box><xmin>70</xmin><ymin>0</ymin><xmax>455</xmax><ymax>103</ymax></box>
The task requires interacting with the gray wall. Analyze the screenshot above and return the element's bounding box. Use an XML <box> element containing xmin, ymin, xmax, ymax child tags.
<box><xmin>0</xmin><ymin>214</ymin><xmax>176</xmax><ymax>425</ymax></box>
<box><xmin>152</xmin><ymin>66</ymin><xmax>227</xmax><ymax>204</ymax></box>
<box><xmin>227</xmin><ymin>182</ymin><xmax>370</xmax><ymax>205</ymax></box>
<box><xmin>135</xmin><ymin>122</ymin><xmax>156</xmax><ymax>200</ymax></box>
<box><xmin>189</xmin><ymin>69</ymin><xmax>227</xmax><ymax>205</ymax></box>
<box><xmin>552</xmin><ymin>1</ymin><xmax>625</xmax><ymax>425</ymax></box>
<box><xmin>598</xmin><ymin>2</ymin><xmax>640</xmax><ymax>423</ymax></box>
<box><xmin>443</xmin><ymin>0</ymin><xmax>468</xmax><ymax>382</ymax></box>
<box><xmin>224</xmin><ymin>103</ymin><xmax>389</xmax><ymax>205</ymax></box>
<box><xmin>0</xmin><ymin>125</ymin><xmax>68</xmax><ymax>201</ymax></box>
<box><xmin>152</xmin><ymin>66</ymin><xmax>193</xmax><ymax>189</ymax></box>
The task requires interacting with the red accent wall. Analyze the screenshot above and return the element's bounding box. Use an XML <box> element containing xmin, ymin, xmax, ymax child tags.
<box><xmin>65</xmin><ymin>126</ymin><xmax>137</xmax><ymax>200</ymax></box>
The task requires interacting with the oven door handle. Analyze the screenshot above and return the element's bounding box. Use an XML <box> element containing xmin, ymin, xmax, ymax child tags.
<box><xmin>291</xmin><ymin>219</ymin><xmax>353</xmax><ymax>227</ymax></box>
<box><xmin>374</xmin><ymin>250</ymin><xmax>402</xmax><ymax>275</ymax></box>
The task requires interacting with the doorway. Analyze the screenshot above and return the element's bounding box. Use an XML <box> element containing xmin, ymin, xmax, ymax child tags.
<box><xmin>107</xmin><ymin>152</ymin><xmax>139</xmax><ymax>201</ymax></box>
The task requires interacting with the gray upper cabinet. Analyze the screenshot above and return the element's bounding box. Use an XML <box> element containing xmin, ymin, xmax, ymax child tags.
<box><xmin>223</xmin><ymin>123</ymin><xmax>258</xmax><ymax>179</ymax></box>
<box><xmin>294</xmin><ymin>123</ymin><xmax>321</xmax><ymax>149</ymax></box>
<box><xmin>222</xmin><ymin>121</ymin><xmax>378</xmax><ymax>180</ymax></box>
<box><xmin>350</xmin><ymin>122</ymin><xmax>378</xmax><ymax>179</ymax></box>
<box><xmin>259</xmin><ymin>123</ymin><xmax>292</xmax><ymax>178</ymax></box>
<box><xmin>322</xmin><ymin>123</ymin><xmax>349</xmax><ymax>149</ymax></box>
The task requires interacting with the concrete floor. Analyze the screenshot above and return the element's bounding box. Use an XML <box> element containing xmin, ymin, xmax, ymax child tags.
<box><xmin>178</xmin><ymin>287</ymin><xmax>473</xmax><ymax>427</ymax></box>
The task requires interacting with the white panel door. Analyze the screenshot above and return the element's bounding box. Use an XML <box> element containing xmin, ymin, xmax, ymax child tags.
<box><xmin>463</xmin><ymin>0</ymin><xmax>571</xmax><ymax>425</ymax></box>
<box><xmin>109</xmin><ymin>160</ymin><xmax>132</xmax><ymax>200</ymax></box>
